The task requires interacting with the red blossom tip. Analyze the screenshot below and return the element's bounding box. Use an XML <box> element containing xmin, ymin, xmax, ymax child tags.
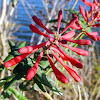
<box><xmin>97</xmin><ymin>36</ymin><xmax>100</xmax><ymax>41</ymax></box>
<box><xmin>32</xmin><ymin>16</ymin><xmax>54</xmax><ymax>34</ymax></box>
<box><xmin>70</xmin><ymin>23</ymin><xmax>82</xmax><ymax>30</ymax></box>
<box><xmin>56</xmin><ymin>46</ymin><xmax>83</xmax><ymax>68</ymax></box>
<box><xmin>25</xmin><ymin>67</ymin><xmax>36</xmax><ymax>80</ymax></box>
<box><xmin>67</xmin><ymin>39</ymin><xmax>91</xmax><ymax>45</ymax></box>
<box><xmin>59</xmin><ymin>43</ymin><xmax>88</xmax><ymax>56</ymax></box>
<box><xmin>81</xmin><ymin>0</ymin><xmax>93</xmax><ymax>6</ymax></box>
<box><xmin>57</xmin><ymin>10</ymin><xmax>62</xmax><ymax>32</ymax></box>
<box><xmin>50</xmin><ymin>46</ymin><xmax>69</xmax><ymax>61</ymax></box>
<box><xmin>61</xmin><ymin>31</ymin><xmax>75</xmax><ymax>39</ymax></box>
<box><xmin>90</xmin><ymin>5</ymin><xmax>94</xmax><ymax>19</ymax></box>
<box><xmin>18</xmin><ymin>46</ymin><xmax>37</xmax><ymax>54</ymax></box>
<box><xmin>92</xmin><ymin>24</ymin><xmax>100</xmax><ymax>27</ymax></box>
<box><xmin>50</xmin><ymin>51</ymin><xmax>81</xmax><ymax>82</ymax></box>
<box><xmin>64</xmin><ymin>65</ymin><xmax>81</xmax><ymax>82</ymax></box>
<box><xmin>29</xmin><ymin>24</ymin><xmax>51</xmax><ymax>37</ymax></box>
<box><xmin>86</xmin><ymin>10</ymin><xmax>89</xmax><ymax>22</ymax></box>
<box><xmin>90</xmin><ymin>32</ymin><xmax>98</xmax><ymax>36</ymax></box>
<box><xmin>60</xmin><ymin>17</ymin><xmax>77</xmax><ymax>35</ymax></box>
<box><xmin>3</xmin><ymin>53</ymin><xmax>30</xmax><ymax>68</ymax></box>
<box><xmin>79</xmin><ymin>5</ymin><xmax>87</xmax><ymax>21</ymax></box>
<box><xmin>47</xmin><ymin>54</ymin><xmax>68</xmax><ymax>83</ymax></box>
<box><xmin>18</xmin><ymin>41</ymin><xmax>50</xmax><ymax>53</ymax></box>
<box><xmin>85</xmin><ymin>31</ymin><xmax>97</xmax><ymax>41</ymax></box>
<box><xmin>25</xmin><ymin>51</ymin><xmax>43</xmax><ymax>80</ymax></box>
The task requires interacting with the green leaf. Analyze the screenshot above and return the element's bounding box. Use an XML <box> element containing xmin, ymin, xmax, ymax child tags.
<box><xmin>10</xmin><ymin>51</ymin><xmax>19</xmax><ymax>57</ymax></box>
<box><xmin>79</xmin><ymin>20</ymin><xmax>87</xmax><ymax>29</ymax></box>
<box><xmin>85</xmin><ymin>27</ymin><xmax>91</xmax><ymax>33</ymax></box>
<box><xmin>4</xmin><ymin>75</ymin><xmax>22</xmax><ymax>90</ymax></box>
<box><xmin>11</xmin><ymin>0</ymin><xmax>17</xmax><ymax>7</ymax></box>
<box><xmin>1</xmin><ymin>90</ymin><xmax>12</xmax><ymax>99</ymax></box>
<box><xmin>13</xmin><ymin>57</ymin><xmax>33</xmax><ymax>75</ymax></box>
<box><xmin>34</xmin><ymin>73</ymin><xmax>62</xmax><ymax>95</ymax></box>
<box><xmin>80</xmin><ymin>55</ymin><xmax>84</xmax><ymax>61</ymax></box>
<box><xmin>1</xmin><ymin>75</ymin><xmax>15</xmax><ymax>82</ymax></box>
<box><xmin>8</xmin><ymin>40</ymin><xmax>15</xmax><ymax>47</ymax></box>
<box><xmin>19</xmin><ymin>83</ymin><xmax>28</xmax><ymax>91</ymax></box>
<box><xmin>4</xmin><ymin>54</ymin><xmax>14</xmax><ymax>62</ymax></box>
<box><xmin>78</xmin><ymin>16</ymin><xmax>91</xmax><ymax>33</ymax></box>
<box><xmin>79</xmin><ymin>16</ymin><xmax>85</xmax><ymax>22</ymax></box>
<box><xmin>0</xmin><ymin>64</ymin><xmax>4</xmax><ymax>72</ymax></box>
<box><xmin>33</xmin><ymin>75</ymin><xmax>47</xmax><ymax>92</ymax></box>
<box><xmin>36</xmin><ymin>73</ymin><xmax>52</xmax><ymax>88</ymax></box>
<box><xmin>46</xmin><ymin>76</ymin><xmax>62</xmax><ymax>95</ymax></box>
<box><xmin>34</xmin><ymin>52</ymin><xmax>53</xmax><ymax>68</ymax></box>
<box><xmin>18</xmin><ymin>41</ymin><xmax>26</xmax><ymax>48</ymax></box>
<box><xmin>0</xmin><ymin>76</ymin><xmax>15</xmax><ymax>88</ymax></box>
<box><xmin>8</xmin><ymin>87</ymin><xmax>28</xmax><ymax>100</ymax></box>
<box><xmin>0</xmin><ymin>80</ymin><xmax>6</xmax><ymax>88</ymax></box>
<box><xmin>47</xmin><ymin>76</ymin><xmax>58</xmax><ymax>87</ymax></box>
<box><xmin>64</xmin><ymin>9</ymin><xmax>79</xmax><ymax>15</ymax></box>
<box><xmin>0</xmin><ymin>54</ymin><xmax>14</xmax><ymax>72</ymax></box>
<box><xmin>8</xmin><ymin>40</ymin><xmax>20</xmax><ymax>57</ymax></box>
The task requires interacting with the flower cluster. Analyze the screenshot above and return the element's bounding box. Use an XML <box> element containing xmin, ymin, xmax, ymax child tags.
<box><xmin>75</xmin><ymin>0</ymin><xmax>100</xmax><ymax>41</ymax></box>
<box><xmin>3</xmin><ymin>10</ymin><xmax>91</xmax><ymax>83</ymax></box>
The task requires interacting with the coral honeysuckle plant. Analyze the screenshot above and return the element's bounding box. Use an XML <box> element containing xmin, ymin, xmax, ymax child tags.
<box><xmin>0</xmin><ymin>0</ymin><xmax>100</xmax><ymax>99</ymax></box>
<box><xmin>4</xmin><ymin>11</ymin><xmax>91</xmax><ymax>82</ymax></box>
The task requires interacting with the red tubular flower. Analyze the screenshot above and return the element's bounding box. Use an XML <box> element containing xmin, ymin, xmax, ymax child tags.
<box><xmin>60</xmin><ymin>31</ymin><xmax>75</xmax><ymax>39</ymax></box>
<box><xmin>97</xmin><ymin>18</ymin><xmax>100</xmax><ymax>22</ymax></box>
<box><xmin>71</xmin><ymin>14</ymin><xmax>82</xmax><ymax>30</ymax></box>
<box><xmin>95</xmin><ymin>11</ymin><xmax>100</xmax><ymax>19</ymax></box>
<box><xmin>93</xmin><ymin>0</ymin><xmax>98</xmax><ymax>6</ymax></box>
<box><xmin>90</xmin><ymin>11</ymin><xmax>100</xmax><ymax>24</ymax></box>
<box><xmin>18</xmin><ymin>47</ymin><xmax>38</xmax><ymax>54</ymax></box>
<box><xmin>57</xmin><ymin>10</ymin><xmax>62</xmax><ymax>33</ymax></box>
<box><xmin>70</xmin><ymin>23</ymin><xmax>82</xmax><ymax>30</ymax></box>
<box><xmin>79</xmin><ymin>5</ymin><xmax>87</xmax><ymax>21</ymax></box>
<box><xmin>90</xmin><ymin>5</ymin><xmax>94</xmax><ymax>19</ymax></box>
<box><xmin>81</xmin><ymin>0</ymin><xmax>93</xmax><ymax>6</ymax></box>
<box><xmin>3</xmin><ymin>53</ymin><xmax>30</xmax><ymax>68</ymax></box>
<box><xmin>50</xmin><ymin>52</ymin><xmax>81</xmax><ymax>82</ymax></box>
<box><xmin>89</xmin><ymin>32</ymin><xmax>98</xmax><ymax>36</ymax></box>
<box><xmin>85</xmin><ymin>31</ymin><xmax>100</xmax><ymax>41</ymax></box>
<box><xmin>29</xmin><ymin>24</ymin><xmax>51</xmax><ymax>37</ymax></box>
<box><xmin>50</xmin><ymin>47</ymin><xmax>69</xmax><ymax>61</ymax></box>
<box><xmin>92</xmin><ymin>24</ymin><xmax>100</xmax><ymax>27</ymax></box>
<box><xmin>18</xmin><ymin>41</ymin><xmax>50</xmax><ymax>53</ymax></box>
<box><xmin>60</xmin><ymin>17</ymin><xmax>78</xmax><ymax>35</ymax></box>
<box><xmin>60</xmin><ymin>32</ymin><xmax>91</xmax><ymax>45</ymax></box>
<box><xmin>47</xmin><ymin>54</ymin><xmax>68</xmax><ymax>83</ymax></box>
<box><xmin>86</xmin><ymin>10</ymin><xmax>89</xmax><ymax>22</ymax></box>
<box><xmin>65</xmin><ymin>39</ymin><xmax>91</xmax><ymax>45</ymax></box>
<box><xmin>59</xmin><ymin>43</ymin><xmax>88</xmax><ymax>56</ymax></box>
<box><xmin>97</xmin><ymin>36</ymin><xmax>100</xmax><ymax>41</ymax></box>
<box><xmin>58</xmin><ymin>40</ymin><xmax>68</xmax><ymax>44</ymax></box>
<box><xmin>64</xmin><ymin>66</ymin><xmax>81</xmax><ymax>82</ymax></box>
<box><xmin>32</xmin><ymin>16</ymin><xmax>54</xmax><ymax>34</ymax></box>
<box><xmin>85</xmin><ymin>31</ymin><xmax>97</xmax><ymax>41</ymax></box>
<box><xmin>25</xmin><ymin>51</ymin><xmax>43</xmax><ymax>80</ymax></box>
<box><xmin>55</xmin><ymin>46</ymin><xmax>83</xmax><ymax>68</ymax></box>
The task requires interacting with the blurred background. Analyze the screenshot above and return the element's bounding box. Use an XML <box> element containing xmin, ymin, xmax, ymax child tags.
<box><xmin>0</xmin><ymin>0</ymin><xmax>100</xmax><ymax>100</ymax></box>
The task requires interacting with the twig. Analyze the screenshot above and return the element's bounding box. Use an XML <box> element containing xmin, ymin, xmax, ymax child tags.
<box><xmin>0</xmin><ymin>0</ymin><xmax>7</xmax><ymax>25</ymax></box>
<box><xmin>36</xmin><ymin>89</ymin><xmax>53</xmax><ymax>100</ymax></box>
<box><xmin>89</xmin><ymin>77</ymin><xmax>100</xmax><ymax>100</ymax></box>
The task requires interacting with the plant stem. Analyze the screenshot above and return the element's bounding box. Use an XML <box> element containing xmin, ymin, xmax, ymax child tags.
<box><xmin>71</xmin><ymin>0</ymin><xmax>79</xmax><ymax>10</ymax></box>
